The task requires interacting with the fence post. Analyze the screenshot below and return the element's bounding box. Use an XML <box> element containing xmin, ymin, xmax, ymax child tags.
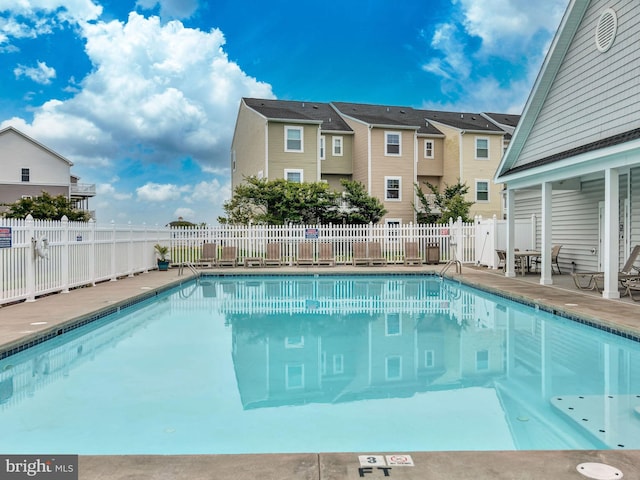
<box><xmin>491</xmin><ymin>215</ymin><xmax>499</xmax><ymax>269</ymax></box>
<box><xmin>456</xmin><ymin>217</ymin><xmax>464</xmax><ymax>262</ymax></box>
<box><xmin>89</xmin><ymin>218</ymin><xmax>96</xmax><ymax>285</ymax></box>
<box><xmin>61</xmin><ymin>215</ymin><xmax>70</xmax><ymax>293</ymax></box>
<box><xmin>25</xmin><ymin>215</ymin><xmax>36</xmax><ymax>302</ymax></box>
<box><xmin>110</xmin><ymin>220</ymin><xmax>117</xmax><ymax>282</ymax></box>
<box><xmin>127</xmin><ymin>221</ymin><xmax>134</xmax><ymax>277</ymax></box>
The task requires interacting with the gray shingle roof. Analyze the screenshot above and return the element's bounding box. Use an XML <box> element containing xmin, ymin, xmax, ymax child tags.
<box><xmin>420</xmin><ymin>110</ymin><xmax>505</xmax><ymax>132</ymax></box>
<box><xmin>243</xmin><ymin>98</ymin><xmax>352</xmax><ymax>132</ymax></box>
<box><xmin>332</xmin><ymin>102</ymin><xmax>443</xmax><ymax>135</ymax></box>
<box><xmin>483</xmin><ymin>112</ymin><xmax>521</xmax><ymax>129</ymax></box>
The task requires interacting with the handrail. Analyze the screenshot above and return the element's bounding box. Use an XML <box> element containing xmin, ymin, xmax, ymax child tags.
<box><xmin>178</xmin><ymin>261</ymin><xmax>200</xmax><ymax>277</ymax></box>
<box><xmin>439</xmin><ymin>259</ymin><xmax>462</xmax><ymax>277</ymax></box>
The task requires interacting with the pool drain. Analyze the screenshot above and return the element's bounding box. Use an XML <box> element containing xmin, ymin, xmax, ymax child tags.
<box><xmin>576</xmin><ymin>463</ymin><xmax>623</xmax><ymax>480</ymax></box>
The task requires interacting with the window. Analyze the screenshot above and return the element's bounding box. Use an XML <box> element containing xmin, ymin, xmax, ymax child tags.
<box><xmin>476</xmin><ymin>350</ymin><xmax>489</xmax><ymax>371</ymax></box>
<box><xmin>476</xmin><ymin>180</ymin><xmax>489</xmax><ymax>202</ymax></box>
<box><xmin>285</xmin><ymin>336</ymin><xmax>304</xmax><ymax>348</ymax></box>
<box><xmin>385</xmin><ymin>177</ymin><xmax>401</xmax><ymax>201</ymax></box>
<box><xmin>320</xmin><ymin>136</ymin><xmax>325</xmax><ymax>160</ymax></box>
<box><xmin>285</xmin><ymin>364</ymin><xmax>305</xmax><ymax>389</ymax></box>
<box><xmin>424</xmin><ymin>140</ymin><xmax>434</xmax><ymax>158</ymax></box>
<box><xmin>332</xmin><ymin>136</ymin><xmax>343</xmax><ymax>156</ymax></box>
<box><xmin>21</xmin><ymin>168</ymin><xmax>30</xmax><ymax>182</ymax></box>
<box><xmin>385</xmin><ymin>131</ymin><xmax>401</xmax><ymax>156</ymax></box>
<box><xmin>333</xmin><ymin>354</ymin><xmax>344</xmax><ymax>374</ymax></box>
<box><xmin>285</xmin><ymin>126</ymin><xmax>303</xmax><ymax>152</ymax></box>
<box><xmin>385</xmin><ymin>356</ymin><xmax>402</xmax><ymax>381</ymax></box>
<box><xmin>385</xmin><ymin>313</ymin><xmax>401</xmax><ymax>336</ymax></box>
<box><xmin>475</xmin><ymin>137</ymin><xmax>489</xmax><ymax>159</ymax></box>
<box><xmin>424</xmin><ymin>350</ymin><xmax>435</xmax><ymax>368</ymax></box>
<box><xmin>231</xmin><ymin>151</ymin><xmax>236</xmax><ymax>172</ymax></box>
<box><xmin>284</xmin><ymin>169</ymin><xmax>303</xmax><ymax>183</ymax></box>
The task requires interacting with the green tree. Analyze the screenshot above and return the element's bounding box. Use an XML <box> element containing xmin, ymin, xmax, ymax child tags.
<box><xmin>339</xmin><ymin>179</ymin><xmax>387</xmax><ymax>224</ymax></box>
<box><xmin>3</xmin><ymin>192</ymin><xmax>91</xmax><ymax>221</ymax></box>
<box><xmin>218</xmin><ymin>177</ymin><xmax>342</xmax><ymax>225</ymax></box>
<box><xmin>414</xmin><ymin>180</ymin><xmax>474</xmax><ymax>224</ymax></box>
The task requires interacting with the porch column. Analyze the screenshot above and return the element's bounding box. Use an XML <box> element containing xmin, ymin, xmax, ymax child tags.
<box><xmin>602</xmin><ymin>168</ymin><xmax>620</xmax><ymax>299</ymax></box>
<box><xmin>505</xmin><ymin>188</ymin><xmax>516</xmax><ymax>277</ymax></box>
<box><xmin>540</xmin><ymin>182</ymin><xmax>553</xmax><ymax>285</ymax></box>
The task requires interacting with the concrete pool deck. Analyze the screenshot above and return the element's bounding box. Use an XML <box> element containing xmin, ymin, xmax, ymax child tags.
<box><xmin>1</xmin><ymin>264</ymin><xmax>640</xmax><ymax>480</ymax></box>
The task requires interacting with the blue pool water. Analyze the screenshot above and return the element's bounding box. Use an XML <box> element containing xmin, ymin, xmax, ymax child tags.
<box><xmin>1</xmin><ymin>274</ymin><xmax>640</xmax><ymax>454</ymax></box>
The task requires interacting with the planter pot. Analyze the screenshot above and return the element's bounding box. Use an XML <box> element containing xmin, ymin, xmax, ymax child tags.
<box><xmin>157</xmin><ymin>260</ymin><xmax>170</xmax><ymax>271</ymax></box>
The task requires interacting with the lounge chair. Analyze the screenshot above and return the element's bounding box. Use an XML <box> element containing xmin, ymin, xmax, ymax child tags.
<box><xmin>200</xmin><ymin>242</ymin><xmax>217</xmax><ymax>267</ymax></box>
<box><xmin>367</xmin><ymin>242</ymin><xmax>387</xmax><ymax>266</ymax></box>
<box><xmin>318</xmin><ymin>242</ymin><xmax>335</xmax><ymax>266</ymax></box>
<box><xmin>296</xmin><ymin>243</ymin><xmax>314</xmax><ymax>266</ymax></box>
<box><xmin>404</xmin><ymin>241</ymin><xmax>422</xmax><ymax>266</ymax></box>
<box><xmin>217</xmin><ymin>245</ymin><xmax>238</xmax><ymax>267</ymax></box>
<box><xmin>352</xmin><ymin>242</ymin><xmax>369</xmax><ymax>266</ymax></box>
<box><xmin>571</xmin><ymin>244</ymin><xmax>640</xmax><ymax>292</ymax></box>
<box><xmin>264</xmin><ymin>242</ymin><xmax>282</xmax><ymax>267</ymax></box>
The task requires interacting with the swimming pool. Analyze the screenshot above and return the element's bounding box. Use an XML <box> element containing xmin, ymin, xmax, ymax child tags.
<box><xmin>0</xmin><ymin>274</ymin><xmax>639</xmax><ymax>454</ymax></box>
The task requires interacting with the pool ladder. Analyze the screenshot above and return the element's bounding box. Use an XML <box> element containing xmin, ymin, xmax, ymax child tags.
<box><xmin>439</xmin><ymin>259</ymin><xmax>462</xmax><ymax>277</ymax></box>
<box><xmin>178</xmin><ymin>261</ymin><xmax>200</xmax><ymax>277</ymax></box>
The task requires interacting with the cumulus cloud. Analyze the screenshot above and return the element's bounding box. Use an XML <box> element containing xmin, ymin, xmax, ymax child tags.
<box><xmin>136</xmin><ymin>182</ymin><xmax>190</xmax><ymax>202</ymax></box>
<box><xmin>6</xmin><ymin>12</ymin><xmax>273</xmax><ymax>172</ymax></box>
<box><xmin>421</xmin><ymin>0</ymin><xmax>569</xmax><ymax>112</ymax></box>
<box><xmin>173</xmin><ymin>207</ymin><xmax>196</xmax><ymax>220</ymax></box>
<box><xmin>14</xmin><ymin>61</ymin><xmax>56</xmax><ymax>84</ymax></box>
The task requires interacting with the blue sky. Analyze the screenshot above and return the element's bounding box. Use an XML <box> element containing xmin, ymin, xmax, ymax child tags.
<box><xmin>0</xmin><ymin>0</ymin><xmax>569</xmax><ymax>226</ymax></box>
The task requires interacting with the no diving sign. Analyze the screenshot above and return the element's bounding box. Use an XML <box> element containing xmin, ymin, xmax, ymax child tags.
<box><xmin>358</xmin><ymin>455</ymin><xmax>414</xmax><ymax>476</ymax></box>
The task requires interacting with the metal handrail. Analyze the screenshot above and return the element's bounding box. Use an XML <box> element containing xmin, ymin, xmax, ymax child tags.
<box><xmin>439</xmin><ymin>259</ymin><xmax>462</xmax><ymax>277</ymax></box>
<box><xmin>178</xmin><ymin>261</ymin><xmax>200</xmax><ymax>277</ymax></box>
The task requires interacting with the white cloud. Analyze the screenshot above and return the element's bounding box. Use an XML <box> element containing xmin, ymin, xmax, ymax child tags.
<box><xmin>96</xmin><ymin>183</ymin><xmax>133</xmax><ymax>200</ymax></box>
<box><xmin>135</xmin><ymin>0</ymin><xmax>199</xmax><ymax>20</ymax></box>
<box><xmin>7</xmin><ymin>12</ymin><xmax>273</xmax><ymax>173</ymax></box>
<box><xmin>173</xmin><ymin>207</ymin><xmax>196</xmax><ymax>220</ymax></box>
<box><xmin>136</xmin><ymin>182</ymin><xmax>189</xmax><ymax>202</ymax></box>
<box><xmin>14</xmin><ymin>60</ymin><xmax>56</xmax><ymax>84</ymax></box>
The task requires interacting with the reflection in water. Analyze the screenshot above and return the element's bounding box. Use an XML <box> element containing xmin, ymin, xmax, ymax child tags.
<box><xmin>1</xmin><ymin>275</ymin><xmax>640</xmax><ymax>452</ymax></box>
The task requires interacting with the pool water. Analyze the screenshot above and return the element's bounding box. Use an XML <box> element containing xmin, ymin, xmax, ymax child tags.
<box><xmin>1</xmin><ymin>274</ymin><xmax>639</xmax><ymax>454</ymax></box>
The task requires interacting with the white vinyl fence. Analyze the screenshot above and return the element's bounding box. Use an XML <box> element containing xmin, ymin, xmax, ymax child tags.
<box><xmin>0</xmin><ymin>216</ymin><xmax>168</xmax><ymax>305</ymax></box>
<box><xmin>0</xmin><ymin>215</ymin><xmax>535</xmax><ymax>306</ymax></box>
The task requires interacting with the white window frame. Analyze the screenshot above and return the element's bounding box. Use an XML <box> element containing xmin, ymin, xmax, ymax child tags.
<box><xmin>285</xmin><ymin>363</ymin><xmax>305</xmax><ymax>389</ymax></box>
<box><xmin>424</xmin><ymin>140</ymin><xmax>434</xmax><ymax>158</ymax></box>
<box><xmin>285</xmin><ymin>126</ymin><xmax>304</xmax><ymax>152</ymax></box>
<box><xmin>384</xmin><ymin>176</ymin><xmax>402</xmax><ymax>201</ymax></box>
<box><xmin>284</xmin><ymin>168</ymin><xmax>303</xmax><ymax>183</ymax></box>
<box><xmin>475</xmin><ymin>137</ymin><xmax>489</xmax><ymax>160</ymax></box>
<box><xmin>320</xmin><ymin>135</ymin><xmax>325</xmax><ymax>160</ymax></box>
<box><xmin>285</xmin><ymin>336</ymin><xmax>304</xmax><ymax>348</ymax></box>
<box><xmin>385</xmin><ymin>131</ymin><xmax>401</xmax><ymax>156</ymax></box>
<box><xmin>424</xmin><ymin>350</ymin><xmax>435</xmax><ymax>368</ymax></box>
<box><xmin>385</xmin><ymin>313</ymin><xmax>401</xmax><ymax>336</ymax></box>
<box><xmin>385</xmin><ymin>356</ymin><xmax>402</xmax><ymax>381</ymax></box>
<box><xmin>475</xmin><ymin>179</ymin><xmax>490</xmax><ymax>202</ymax></box>
<box><xmin>333</xmin><ymin>354</ymin><xmax>344</xmax><ymax>374</ymax></box>
<box><xmin>332</xmin><ymin>136</ymin><xmax>343</xmax><ymax>156</ymax></box>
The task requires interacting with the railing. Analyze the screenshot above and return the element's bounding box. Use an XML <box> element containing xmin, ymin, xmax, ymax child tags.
<box><xmin>70</xmin><ymin>183</ymin><xmax>96</xmax><ymax>197</ymax></box>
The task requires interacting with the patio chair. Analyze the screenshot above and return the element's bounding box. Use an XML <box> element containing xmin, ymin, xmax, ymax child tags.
<box><xmin>571</xmin><ymin>244</ymin><xmax>640</xmax><ymax>292</ymax></box>
<box><xmin>352</xmin><ymin>242</ymin><xmax>370</xmax><ymax>266</ymax></box>
<box><xmin>264</xmin><ymin>242</ymin><xmax>282</xmax><ymax>267</ymax></box>
<box><xmin>217</xmin><ymin>245</ymin><xmax>238</xmax><ymax>267</ymax></box>
<box><xmin>296</xmin><ymin>242</ymin><xmax>314</xmax><ymax>266</ymax></box>
<box><xmin>532</xmin><ymin>244</ymin><xmax>562</xmax><ymax>274</ymax></box>
<box><xmin>496</xmin><ymin>249</ymin><xmax>506</xmax><ymax>269</ymax></box>
<box><xmin>367</xmin><ymin>242</ymin><xmax>387</xmax><ymax>266</ymax></box>
<box><xmin>200</xmin><ymin>242</ymin><xmax>217</xmax><ymax>267</ymax></box>
<box><xmin>317</xmin><ymin>242</ymin><xmax>335</xmax><ymax>267</ymax></box>
<box><xmin>403</xmin><ymin>241</ymin><xmax>422</xmax><ymax>266</ymax></box>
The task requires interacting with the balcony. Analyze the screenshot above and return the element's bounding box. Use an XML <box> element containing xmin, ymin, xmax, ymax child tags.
<box><xmin>70</xmin><ymin>183</ymin><xmax>96</xmax><ymax>197</ymax></box>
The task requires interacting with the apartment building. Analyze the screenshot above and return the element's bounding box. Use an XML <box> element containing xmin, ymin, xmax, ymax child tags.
<box><xmin>232</xmin><ymin>98</ymin><xmax>516</xmax><ymax>224</ymax></box>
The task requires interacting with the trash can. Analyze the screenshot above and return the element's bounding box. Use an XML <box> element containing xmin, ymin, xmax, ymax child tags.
<box><xmin>426</xmin><ymin>242</ymin><xmax>440</xmax><ymax>264</ymax></box>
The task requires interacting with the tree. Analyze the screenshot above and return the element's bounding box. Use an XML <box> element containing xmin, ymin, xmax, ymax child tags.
<box><xmin>414</xmin><ymin>180</ymin><xmax>474</xmax><ymax>224</ymax></box>
<box><xmin>218</xmin><ymin>177</ymin><xmax>342</xmax><ymax>225</ymax></box>
<box><xmin>218</xmin><ymin>177</ymin><xmax>387</xmax><ymax>225</ymax></box>
<box><xmin>339</xmin><ymin>179</ymin><xmax>387</xmax><ymax>224</ymax></box>
<box><xmin>2</xmin><ymin>192</ymin><xmax>91</xmax><ymax>221</ymax></box>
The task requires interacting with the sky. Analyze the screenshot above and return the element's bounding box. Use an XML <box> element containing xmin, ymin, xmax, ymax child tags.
<box><xmin>0</xmin><ymin>0</ymin><xmax>570</xmax><ymax>226</ymax></box>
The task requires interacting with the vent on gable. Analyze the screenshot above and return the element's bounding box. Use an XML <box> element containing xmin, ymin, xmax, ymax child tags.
<box><xmin>595</xmin><ymin>8</ymin><xmax>617</xmax><ymax>53</ymax></box>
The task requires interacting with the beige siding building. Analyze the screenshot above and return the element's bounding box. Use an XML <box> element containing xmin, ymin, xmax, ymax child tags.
<box><xmin>232</xmin><ymin>98</ymin><xmax>517</xmax><ymax>224</ymax></box>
